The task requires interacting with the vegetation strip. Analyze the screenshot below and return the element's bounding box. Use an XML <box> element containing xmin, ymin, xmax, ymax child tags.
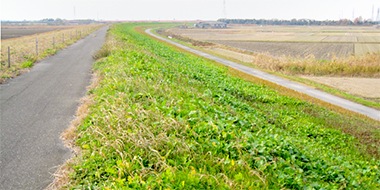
<box><xmin>64</xmin><ymin>23</ymin><xmax>380</xmax><ymax>189</ymax></box>
<box><xmin>146</xmin><ymin>28</ymin><xmax>380</xmax><ymax>121</ymax></box>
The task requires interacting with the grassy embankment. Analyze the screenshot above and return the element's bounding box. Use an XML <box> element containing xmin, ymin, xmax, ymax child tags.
<box><xmin>157</xmin><ymin>29</ymin><xmax>380</xmax><ymax>109</ymax></box>
<box><xmin>59</xmin><ymin>23</ymin><xmax>380</xmax><ymax>189</ymax></box>
<box><xmin>0</xmin><ymin>24</ymin><xmax>105</xmax><ymax>83</ymax></box>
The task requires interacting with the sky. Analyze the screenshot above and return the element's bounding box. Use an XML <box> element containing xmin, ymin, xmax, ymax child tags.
<box><xmin>1</xmin><ymin>0</ymin><xmax>380</xmax><ymax>21</ymax></box>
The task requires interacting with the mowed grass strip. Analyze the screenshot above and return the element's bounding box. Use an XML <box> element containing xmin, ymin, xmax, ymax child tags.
<box><xmin>66</xmin><ymin>23</ymin><xmax>380</xmax><ymax>189</ymax></box>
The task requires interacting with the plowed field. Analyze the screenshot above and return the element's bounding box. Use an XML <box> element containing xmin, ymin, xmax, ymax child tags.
<box><xmin>167</xmin><ymin>25</ymin><xmax>380</xmax><ymax>59</ymax></box>
<box><xmin>211</xmin><ymin>41</ymin><xmax>354</xmax><ymax>60</ymax></box>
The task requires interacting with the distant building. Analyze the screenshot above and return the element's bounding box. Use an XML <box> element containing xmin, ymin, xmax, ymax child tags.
<box><xmin>194</xmin><ymin>21</ymin><xmax>227</xmax><ymax>28</ymax></box>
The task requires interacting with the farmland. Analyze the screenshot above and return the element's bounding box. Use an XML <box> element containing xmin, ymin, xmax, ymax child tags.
<box><xmin>54</xmin><ymin>23</ymin><xmax>380</xmax><ymax>189</ymax></box>
<box><xmin>1</xmin><ymin>26</ymin><xmax>75</xmax><ymax>40</ymax></box>
<box><xmin>211</xmin><ymin>41</ymin><xmax>353</xmax><ymax>60</ymax></box>
<box><xmin>167</xmin><ymin>25</ymin><xmax>380</xmax><ymax>58</ymax></box>
<box><xmin>355</xmin><ymin>43</ymin><xmax>380</xmax><ymax>55</ymax></box>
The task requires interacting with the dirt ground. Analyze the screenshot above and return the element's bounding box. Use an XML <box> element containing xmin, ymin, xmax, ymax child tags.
<box><xmin>203</xmin><ymin>47</ymin><xmax>256</xmax><ymax>62</ymax></box>
<box><xmin>301</xmin><ymin>76</ymin><xmax>380</xmax><ymax>99</ymax></box>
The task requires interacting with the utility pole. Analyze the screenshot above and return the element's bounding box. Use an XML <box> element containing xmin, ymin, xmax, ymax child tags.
<box><xmin>372</xmin><ymin>5</ymin><xmax>375</xmax><ymax>21</ymax></box>
<box><xmin>223</xmin><ymin>0</ymin><xmax>227</xmax><ymax>19</ymax></box>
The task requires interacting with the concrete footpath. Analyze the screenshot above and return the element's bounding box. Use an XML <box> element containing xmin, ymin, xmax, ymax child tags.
<box><xmin>146</xmin><ymin>29</ymin><xmax>380</xmax><ymax>121</ymax></box>
<box><xmin>0</xmin><ymin>26</ymin><xmax>109</xmax><ymax>189</ymax></box>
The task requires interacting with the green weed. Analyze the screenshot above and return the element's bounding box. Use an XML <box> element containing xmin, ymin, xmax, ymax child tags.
<box><xmin>21</xmin><ymin>60</ymin><xmax>34</xmax><ymax>68</ymax></box>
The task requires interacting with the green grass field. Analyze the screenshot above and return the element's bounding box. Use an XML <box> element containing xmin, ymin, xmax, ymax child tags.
<box><xmin>62</xmin><ymin>23</ymin><xmax>380</xmax><ymax>189</ymax></box>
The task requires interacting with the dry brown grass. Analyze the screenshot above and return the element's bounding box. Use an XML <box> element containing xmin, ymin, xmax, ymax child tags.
<box><xmin>0</xmin><ymin>24</ymin><xmax>105</xmax><ymax>83</ymax></box>
<box><xmin>251</xmin><ymin>52</ymin><xmax>380</xmax><ymax>77</ymax></box>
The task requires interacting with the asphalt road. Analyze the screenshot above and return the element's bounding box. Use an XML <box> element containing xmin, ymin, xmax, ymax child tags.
<box><xmin>146</xmin><ymin>29</ymin><xmax>380</xmax><ymax>121</ymax></box>
<box><xmin>0</xmin><ymin>25</ymin><xmax>109</xmax><ymax>189</ymax></box>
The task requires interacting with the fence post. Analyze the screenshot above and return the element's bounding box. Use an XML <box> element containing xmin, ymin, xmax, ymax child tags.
<box><xmin>63</xmin><ymin>33</ymin><xmax>65</xmax><ymax>44</ymax></box>
<box><xmin>36</xmin><ymin>38</ymin><xmax>38</xmax><ymax>56</ymax></box>
<box><xmin>8</xmin><ymin>46</ymin><xmax>11</xmax><ymax>68</ymax></box>
<box><xmin>71</xmin><ymin>32</ymin><xmax>72</xmax><ymax>39</ymax></box>
<box><xmin>53</xmin><ymin>37</ymin><xmax>55</xmax><ymax>49</ymax></box>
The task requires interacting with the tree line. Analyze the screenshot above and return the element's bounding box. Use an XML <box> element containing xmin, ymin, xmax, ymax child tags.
<box><xmin>218</xmin><ymin>18</ymin><xmax>379</xmax><ymax>26</ymax></box>
<box><xmin>1</xmin><ymin>18</ymin><xmax>99</xmax><ymax>26</ymax></box>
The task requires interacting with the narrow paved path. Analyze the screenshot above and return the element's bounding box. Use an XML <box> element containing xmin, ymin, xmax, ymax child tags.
<box><xmin>146</xmin><ymin>29</ymin><xmax>380</xmax><ymax>121</ymax></box>
<box><xmin>0</xmin><ymin>26</ymin><xmax>109</xmax><ymax>189</ymax></box>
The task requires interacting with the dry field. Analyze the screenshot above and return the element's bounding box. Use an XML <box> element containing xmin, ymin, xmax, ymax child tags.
<box><xmin>355</xmin><ymin>44</ymin><xmax>380</xmax><ymax>55</ymax></box>
<box><xmin>1</xmin><ymin>26</ymin><xmax>76</xmax><ymax>40</ymax></box>
<box><xmin>211</xmin><ymin>40</ymin><xmax>354</xmax><ymax>60</ymax></box>
<box><xmin>358</xmin><ymin>36</ymin><xmax>380</xmax><ymax>42</ymax></box>
<box><xmin>321</xmin><ymin>36</ymin><xmax>358</xmax><ymax>42</ymax></box>
<box><xmin>302</xmin><ymin>76</ymin><xmax>380</xmax><ymax>99</ymax></box>
<box><xmin>167</xmin><ymin>25</ymin><xmax>380</xmax><ymax>59</ymax></box>
<box><xmin>204</xmin><ymin>47</ymin><xmax>256</xmax><ymax>62</ymax></box>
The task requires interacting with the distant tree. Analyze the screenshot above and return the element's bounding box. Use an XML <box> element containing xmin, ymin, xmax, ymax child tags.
<box><xmin>218</xmin><ymin>18</ymin><xmax>374</xmax><ymax>26</ymax></box>
<box><xmin>354</xmin><ymin>16</ymin><xmax>363</xmax><ymax>25</ymax></box>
